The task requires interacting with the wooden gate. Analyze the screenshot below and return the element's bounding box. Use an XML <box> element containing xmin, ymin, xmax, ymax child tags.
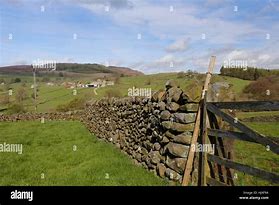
<box><xmin>199</xmin><ymin>99</ymin><xmax>279</xmax><ymax>186</ymax></box>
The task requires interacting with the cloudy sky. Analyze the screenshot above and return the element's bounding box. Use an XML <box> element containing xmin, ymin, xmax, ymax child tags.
<box><xmin>0</xmin><ymin>0</ymin><xmax>278</xmax><ymax>73</ymax></box>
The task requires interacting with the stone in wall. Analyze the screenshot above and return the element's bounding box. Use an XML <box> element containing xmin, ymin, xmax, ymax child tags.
<box><xmin>165</xmin><ymin>80</ymin><xmax>178</xmax><ymax>90</ymax></box>
<box><xmin>162</xmin><ymin>121</ymin><xmax>195</xmax><ymax>132</ymax></box>
<box><xmin>173</xmin><ymin>113</ymin><xmax>196</xmax><ymax>124</ymax></box>
<box><xmin>165</xmin><ymin>87</ymin><xmax>183</xmax><ymax>102</ymax></box>
<box><xmin>172</xmin><ymin>131</ymin><xmax>192</xmax><ymax>145</ymax></box>
<box><xmin>161</xmin><ymin>136</ymin><xmax>170</xmax><ymax>144</ymax></box>
<box><xmin>166</xmin><ymin>142</ymin><xmax>190</xmax><ymax>158</ymax></box>
<box><xmin>160</xmin><ymin>110</ymin><xmax>171</xmax><ymax>120</ymax></box>
<box><xmin>152</xmin><ymin>90</ymin><xmax>166</xmax><ymax>102</ymax></box>
<box><xmin>158</xmin><ymin>101</ymin><xmax>166</xmax><ymax>111</ymax></box>
<box><xmin>149</xmin><ymin>150</ymin><xmax>162</xmax><ymax>165</ymax></box>
<box><xmin>179</xmin><ymin>103</ymin><xmax>199</xmax><ymax>112</ymax></box>
<box><xmin>165</xmin><ymin>156</ymin><xmax>187</xmax><ymax>174</ymax></box>
<box><xmin>166</xmin><ymin>102</ymin><xmax>180</xmax><ymax>112</ymax></box>
<box><xmin>165</xmin><ymin>168</ymin><xmax>182</xmax><ymax>182</ymax></box>
<box><xmin>153</xmin><ymin>142</ymin><xmax>161</xmax><ymax>151</ymax></box>
<box><xmin>156</xmin><ymin>163</ymin><xmax>167</xmax><ymax>178</ymax></box>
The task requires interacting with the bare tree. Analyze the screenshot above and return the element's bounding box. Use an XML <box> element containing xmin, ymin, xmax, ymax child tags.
<box><xmin>16</xmin><ymin>86</ymin><xmax>28</xmax><ymax>103</ymax></box>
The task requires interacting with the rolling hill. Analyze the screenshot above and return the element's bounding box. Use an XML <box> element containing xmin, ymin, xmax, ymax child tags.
<box><xmin>0</xmin><ymin>63</ymin><xmax>144</xmax><ymax>77</ymax></box>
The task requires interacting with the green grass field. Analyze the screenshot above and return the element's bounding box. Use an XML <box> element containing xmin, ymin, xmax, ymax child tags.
<box><xmin>233</xmin><ymin>120</ymin><xmax>279</xmax><ymax>186</ymax></box>
<box><xmin>211</xmin><ymin>75</ymin><xmax>251</xmax><ymax>94</ymax></box>
<box><xmin>0</xmin><ymin>82</ymin><xmax>96</xmax><ymax>113</ymax></box>
<box><xmin>0</xmin><ymin>121</ymin><xmax>169</xmax><ymax>186</ymax></box>
<box><xmin>237</xmin><ymin>111</ymin><xmax>279</xmax><ymax>119</ymax></box>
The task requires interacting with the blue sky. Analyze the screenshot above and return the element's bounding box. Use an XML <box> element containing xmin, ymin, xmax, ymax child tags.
<box><xmin>0</xmin><ymin>0</ymin><xmax>278</xmax><ymax>74</ymax></box>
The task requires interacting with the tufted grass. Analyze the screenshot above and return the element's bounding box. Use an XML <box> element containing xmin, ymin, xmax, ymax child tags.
<box><xmin>0</xmin><ymin>121</ymin><xmax>169</xmax><ymax>186</ymax></box>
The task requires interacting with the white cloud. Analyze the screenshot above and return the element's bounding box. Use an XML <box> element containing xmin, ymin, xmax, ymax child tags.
<box><xmin>22</xmin><ymin>0</ymin><xmax>279</xmax><ymax>71</ymax></box>
<box><xmin>77</xmin><ymin>0</ymin><xmax>268</xmax><ymax>50</ymax></box>
<box><xmin>226</xmin><ymin>50</ymin><xmax>248</xmax><ymax>60</ymax></box>
<box><xmin>59</xmin><ymin>57</ymin><xmax>75</xmax><ymax>63</ymax></box>
<box><xmin>131</xmin><ymin>54</ymin><xmax>189</xmax><ymax>74</ymax></box>
<box><xmin>153</xmin><ymin>54</ymin><xmax>184</xmax><ymax>66</ymax></box>
<box><xmin>258</xmin><ymin>54</ymin><xmax>271</xmax><ymax>62</ymax></box>
<box><xmin>71</xmin><ymin>0</ymin><xmax>133</xmax><ymax>9</ymax></box>
<box><xmin>218</xmin><ymin>43</ymin><xmax>279</xmax><ymax>70</ymax></box>
<box><xmin>166</xmin><ymin>39</ymin><xmax>189</xmax><ymax>52</ymax></box>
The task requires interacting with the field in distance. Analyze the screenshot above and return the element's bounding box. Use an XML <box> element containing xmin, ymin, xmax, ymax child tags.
<box><xmin>0</xmin><ymin>72</ymin><xmax>251</xmax><ymax>113</ymax></box>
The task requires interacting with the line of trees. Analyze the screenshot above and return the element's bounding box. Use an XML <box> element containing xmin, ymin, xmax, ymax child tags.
<box><xmin>220</xmin><ymin>67</ymin><xmax>279</xmax><ymax>80</ymax></box>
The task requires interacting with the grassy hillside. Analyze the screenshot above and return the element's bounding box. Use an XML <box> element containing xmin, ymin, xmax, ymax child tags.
<box><xmin>211</xmin><ymin>75</ymin><xmax>251</xmax><ymax>94</ymax></box>
<box><xmin>0</xmin><ymin>78</ymin><xmax>96</xmax><ymax>113</ymax></box>
<box><xmin>0</xmin><ymin>121</ymin><xmax>169</xmax><ymax>186</ymax></box>
<box><xmin>95</xmin><ymin>73</ymin><xmax>251</xmax><ymax>100</ymax></box>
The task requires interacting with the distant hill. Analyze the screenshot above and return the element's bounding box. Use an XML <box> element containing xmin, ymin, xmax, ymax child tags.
<box><xmin>0</xmin><ymin>65</ymin><xmax>32</xmax><ymax>75</ymax></box>
<box><xmin>0</xmin><ymin>63</ymin><xmax>144</xmax><ymax>77</ymax></box>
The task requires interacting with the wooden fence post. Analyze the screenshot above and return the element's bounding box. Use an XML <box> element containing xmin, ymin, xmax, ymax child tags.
<box><xmin>200</xmin><ymin>91</ymin><xmax>208</xmax><ymax>186</ymax></box>
<box><xmin>182</xmin><ymin>56</ymin><xmax>216</xmax><ymax>186</ymax></box>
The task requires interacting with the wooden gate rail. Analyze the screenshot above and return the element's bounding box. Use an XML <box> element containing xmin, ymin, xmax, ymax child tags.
<box><xmin>207</xmin><ymin>154</ymin><xmax>279</xmax><ymax>184</ymax></box>
<box><xmin>210</xmin><ymin>101</ymin><xmax>279</xmax><ymax>111</ymax></box>
<box><xmin>208</xmin><ymin>129</ymin><xmax>258</xmax><ymax>143</ymax></box>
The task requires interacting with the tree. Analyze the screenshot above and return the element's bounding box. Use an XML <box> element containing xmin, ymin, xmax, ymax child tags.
<box><xmin>42</xmin><ymin>77</ymin><xmax>50</xmax><ymax>82</ymax></box>
<box><xmin>220</xmin><ymin>66</ymin><xmax>224</xmax><ymax>75</ymax></box>
<box><xmin>14</xmin><ymin>78</ymin><xmax>21</xmax><ymax>83</ymax></box>
<box><xmin>219</xmin><ymin>67</ymin><xmax>279</xmax><ymax>80</ymax></box>
<box><xmin>254</xmin><ymin>69</ymin><xmax>260</xmax><ymax>80</ymax></box>
<box><xmin>115</xmin><ymin>76</ymin><xmax>121</xmax><ymax>84</ymax></box>
<box><xmin>0</xmin><ymin>78</ymin><xmax>5</xmax><ymax>84</ymax></box>
<box><xmin>243</xmin><ymin>75</ymin><xmax>279</xmax><ymax>100</ymax></box>
<box><xmin>177</xmin><ymin>71</ymin><xmax>185</xmax><ymax>78</ymax></box>
<box><xmin>145</xmin><ymin>78</ymin><xmax>151</xmax><ymax>85</ymax></box>
<box><xmin>15</xmin><ymin>87</ymin><xmax>28</xmax><ymax>103</ymax></box>
<box><xmin>7</xmin><ymin>103</ymin><xmax>26</xmax><ymax>114</ymax></box>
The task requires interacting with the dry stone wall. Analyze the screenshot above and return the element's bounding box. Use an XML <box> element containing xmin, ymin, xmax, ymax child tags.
<box><xmin>0</xmin><ymin>111</ymin><xmax>83</xmax><ymax>122</ymax></box>
<box><xmin>83</xmin><ymin>81</ymin><xmax>199</xmax><ymax>183</ymax></box>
